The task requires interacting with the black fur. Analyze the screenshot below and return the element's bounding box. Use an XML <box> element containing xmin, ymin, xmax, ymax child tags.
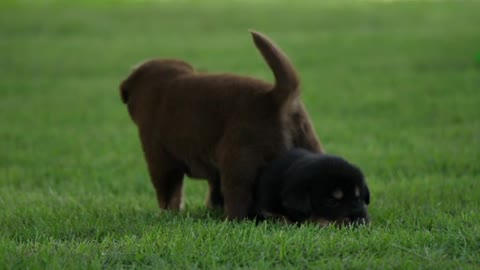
<box><xmin>253</xmin><ymin>148</ymin><xmax>370</xmax><ymax>225</ymax></box>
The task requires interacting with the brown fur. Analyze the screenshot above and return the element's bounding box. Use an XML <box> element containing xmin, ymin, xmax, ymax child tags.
<box><xmin>119</xmin><ymin>31</ymin><xmax>322</xmax><ymax>220</ymax></box>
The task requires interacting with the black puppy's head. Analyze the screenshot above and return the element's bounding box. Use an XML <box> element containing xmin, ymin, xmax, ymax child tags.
<box><xmin>281</xmin><ymin>153</ymin><xmax>370</xmax><ymax>226</ymax></box>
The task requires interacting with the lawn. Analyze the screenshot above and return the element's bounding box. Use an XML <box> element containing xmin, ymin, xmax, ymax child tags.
<box><xmin>1</xmin><ymin>0</ymin><xmax>479</xmax><ymax>269</ymax></box>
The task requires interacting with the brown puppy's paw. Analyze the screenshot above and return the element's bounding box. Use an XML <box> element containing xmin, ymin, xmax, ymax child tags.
<box><xmin>206</xmin><ymin>194</ymin><xmax>224</xmax><ymax>209</ymax></box>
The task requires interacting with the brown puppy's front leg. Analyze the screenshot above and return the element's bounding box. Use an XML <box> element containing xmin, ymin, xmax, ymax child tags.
<box><xmin>149</xmin><ymin>167</ymin><xmax>184</xmax><ymax>210</ymax></box>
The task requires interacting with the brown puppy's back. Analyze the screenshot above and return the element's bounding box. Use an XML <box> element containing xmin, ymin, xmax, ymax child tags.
<box><xmin>159</xmin><ymin>75</ymin><xmax>278</xmax><ymax>159</ymax></box>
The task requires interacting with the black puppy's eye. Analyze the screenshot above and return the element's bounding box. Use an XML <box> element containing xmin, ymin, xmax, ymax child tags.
<box><xmin>326</xmin><ymin>198</ymin><xmax>339</xmax><ymax>207</ymax></box>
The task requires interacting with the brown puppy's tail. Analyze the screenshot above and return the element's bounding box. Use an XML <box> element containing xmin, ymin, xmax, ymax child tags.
<box><xmin>250</xmin><ymin>30</ymin><xmax>300</xmax><ymax>105</ymax></box>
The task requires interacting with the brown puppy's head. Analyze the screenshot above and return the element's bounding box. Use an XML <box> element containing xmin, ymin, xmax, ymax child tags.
<box><xmin>281</xmin><ymin>153</ymin><xmax>370</xmax><ymax>226</ymax></box>
<box><xmin>119</xmin><ymin>59</ymin><xmax>194</xmax><ymax>121</ymax></box>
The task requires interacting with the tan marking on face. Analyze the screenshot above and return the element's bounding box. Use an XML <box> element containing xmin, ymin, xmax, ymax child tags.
<box><xmin>355</xmin><ymin>186</ymin><xmax>360</xmax><ymax>198</ymax></box>
<box><xmin>332</xmin><ymin>189</ymin><xmax>343</xmax><ymax>200</ymax></box>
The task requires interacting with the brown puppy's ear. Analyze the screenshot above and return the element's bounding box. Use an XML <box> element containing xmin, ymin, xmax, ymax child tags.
<box><xmin>120</xmin><ymin>80</ymin><xmax>129</xmax><ymax>104</ymax></box>
<box><xmin>120</xmin><ymin>63</ymin><xmax>143</xmax><ymax>104</ymax></box>
<box><xmin>281</xmin><ymin>186</ymin><xmax>311</xmax><ymax>222</ymax></box>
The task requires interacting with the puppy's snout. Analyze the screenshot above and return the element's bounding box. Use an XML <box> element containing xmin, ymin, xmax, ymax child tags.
<box><xmin>351</xmin><ymin>202</ymin><xmax>368</xmax><ymax>215</ymax></box>
<box><xmin>347</xmin><ymin>203</ymin><xmax>369</xmax><ymax>225</ymax></box>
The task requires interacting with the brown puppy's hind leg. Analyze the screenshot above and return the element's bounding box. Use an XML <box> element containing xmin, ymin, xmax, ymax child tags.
<box><xmin>218</xmin><ymin>149</ymin><xmax>261</xmax><ymax>220</ymax></box>
<box><xmin>221</xmin><ymin>170</ymin><xmax>257</xmax><ymax>220</ymax></box>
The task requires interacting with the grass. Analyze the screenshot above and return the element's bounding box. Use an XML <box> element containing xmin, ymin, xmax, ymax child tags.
<box><xmin>1</xmin><ymin>0</ymin><xmax>479</xmax><ymax>268</ymax></box>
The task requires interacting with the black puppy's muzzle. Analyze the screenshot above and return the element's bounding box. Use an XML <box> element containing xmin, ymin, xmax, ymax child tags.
<box><xmin>306</xmin><ymin>203</ymin><xmax>370</xmax><ymax>227</ymax></box>
<box><xmin>347</xmin><ymin>203</ymin><xmax>370</xmax><ymax>226</ymax></box>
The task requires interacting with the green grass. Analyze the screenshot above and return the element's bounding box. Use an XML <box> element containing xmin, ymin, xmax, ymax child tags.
<box><xmin>1</xmin><ymin>0</ymin><xmax>480</xmax><ymax>268</ymax></box>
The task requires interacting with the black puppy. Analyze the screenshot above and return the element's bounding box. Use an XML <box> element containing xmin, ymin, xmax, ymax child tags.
<box><xmin>253</xmin><ymin>148</ymin><xmax>370</xmax><ymax>226</ymax></box>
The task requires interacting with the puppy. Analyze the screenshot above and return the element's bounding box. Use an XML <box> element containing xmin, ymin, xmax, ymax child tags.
<box><xmin>253</xmin><ymin>148</ymin><xmax>370</xmax><ymax>226</ymax></box>
<box><xmin>119</xmin><ymin>31</ymin><xmax>322</xmax><ymax>220</ymax></box>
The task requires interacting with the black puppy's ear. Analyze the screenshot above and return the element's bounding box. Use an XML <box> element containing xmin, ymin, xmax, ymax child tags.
<box><xmin>364</xmin><ymin>185</ymin><xmax>370</xmax><ymax>205</ymax></box>
<box><xmin>281</xmin><ymin>187</ymin><xmax>311</xmax><ymax>222</ymax></box>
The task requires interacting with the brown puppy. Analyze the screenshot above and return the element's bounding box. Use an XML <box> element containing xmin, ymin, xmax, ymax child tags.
<box><xmin>119</xmin><ymin>31</ymin><xmax>322</xmax><ymax>220</ymax></box>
